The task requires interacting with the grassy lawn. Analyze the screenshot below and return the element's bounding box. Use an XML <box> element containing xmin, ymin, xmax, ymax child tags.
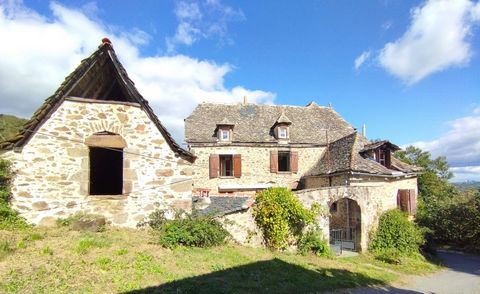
<box><xmin>0</xmin><ymin>227</ymin><xmax>439</xmax><ymax>294</ymax></box>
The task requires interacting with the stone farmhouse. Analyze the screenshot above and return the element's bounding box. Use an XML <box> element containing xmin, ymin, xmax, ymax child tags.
<box><xmin>0</xmin><ymin>38</ymin><xmax>420</xmax><ymax>252</ymax></box>
<box><xmin>0</xmin><ymin>39</ymin><xmax>195</xmax><ymax>227</ymax></box>
<box><xmin>185</xmin><ymin>102</ymin><xmax>421</xmax><ymax>251</ymax></box>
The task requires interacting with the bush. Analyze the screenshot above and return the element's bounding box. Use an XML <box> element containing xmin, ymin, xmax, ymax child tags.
<box><xmin>147</xmin><ymin>210</ymin><xmax>229</xmax><ymax>248</ymax></box>
<box><xmin>253</xmin><ymin>187</ymin><xmax>317</xmax><ymax>250</ymax></box>
<box><xmin>418</xmin><ymin>189</ymin><xmax>480</xmax><ymax>253</ymax></box>
<box><xmin>369</xmin><ymin>209</ymin><xmax>424</xmax><ymax>256</ymax></box>
<box><xmin>0</xmin><ymin>159</ymin><xmax>29</xmax><ymax>230</ymax></box>
<box><xmin>298</xmin><ymin>228</ymin><xmax>332</xmax><ymax>257</ymax></box>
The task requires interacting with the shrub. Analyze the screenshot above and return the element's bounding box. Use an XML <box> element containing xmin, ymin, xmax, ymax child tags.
<box><xmin>369</xmin><ymin>209</ymin><xmax>424</xmax><ymax>256</ymax></box>
<box><xmin>147</xmin><ymin>210</ymin><xmax>229</xmax><ymax>248</ymax></box>
<box><xmin>253</xmin><ymin>187</ymin><xmax>317</xmax><ymax>250</ymax></box>
<box><xmin>298</xmin><ymin>228</ymin><xmax>332</xmax><ymax>257</ymax></box>
<box><xmin>0</xmin><ymin>159</ymin><xmax>29</xmax><ymax>230</ymax></box>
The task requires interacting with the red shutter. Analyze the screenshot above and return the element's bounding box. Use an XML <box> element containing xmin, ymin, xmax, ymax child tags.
<box><xmin>209</xmin><ymin>154</ymin><xmax>219</xmax><ymax>178</ymax></box>
<box><xmin>270</xmin><ymin>151</ymin><xmax>278</xmax><ymax>173</ymax></box>
<box><xmin>233</xmin><ymin>154</ymin><xmax>242</xmax><ymax>178</ymax></box>
<box><xmin>290</xmin><ymin>151</ymin><xmax>298</xmax><ymax>173</ymax></box>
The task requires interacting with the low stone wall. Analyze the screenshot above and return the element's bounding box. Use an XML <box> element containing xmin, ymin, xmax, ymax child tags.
<box><xmin>219</xmin><ymin>209</ymin><xmax>264</xmax><ymax>247</ymax></box>
<box><xmin>3</xmin><ymin>99</ymin><xmax>194</xmax><ymax>228</ymax></box>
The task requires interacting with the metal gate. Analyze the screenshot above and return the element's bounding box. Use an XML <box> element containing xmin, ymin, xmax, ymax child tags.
<box><xmin>330</xmin><ymin>227</ymin><xmax>356</xmax><ymax>254</ymax></box>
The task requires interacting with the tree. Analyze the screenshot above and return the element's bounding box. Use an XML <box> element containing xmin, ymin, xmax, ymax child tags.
<box><xmin>395</xmin><ymin>146</ymin><xmax>453</xmax><ymax>180</ymax></box>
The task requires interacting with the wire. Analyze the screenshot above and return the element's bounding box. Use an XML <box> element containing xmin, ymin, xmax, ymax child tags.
<box><xmin>22</xmin><ymin>129</ymin><xmax>205</xmax><ymax>168</ymax></box>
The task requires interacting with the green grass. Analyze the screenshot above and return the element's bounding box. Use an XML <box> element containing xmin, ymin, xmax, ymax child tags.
<box><xmin>0</xmin><ymin>227</ymin><xmax>440</xmax><ymax>293</ymax></box>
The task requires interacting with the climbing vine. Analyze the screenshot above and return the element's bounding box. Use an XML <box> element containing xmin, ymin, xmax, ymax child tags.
<box><xmin>253</xmin><ymin>187</ymin><xmax>318</xmax><ymax>250</ymax></box>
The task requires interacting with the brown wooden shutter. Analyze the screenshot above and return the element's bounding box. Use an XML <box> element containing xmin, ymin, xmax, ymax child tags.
<box><xmin>409</xmin><ymin>189</ymin><xmax>417</xmax><ymax>215</ymax></box>
<box><xmin>385</xmin><ymin>150</ymin><xmax>391</xmax><ymax>168</ymax></box>
<box><xmin>233</xmin><ymin>154</ymin><xmax>242</xmax><ymax>178</ymax></box>
<box><xmin>290</xmin><ymin>151</ymin><xmax>298</xmax><ymax>173</ymax></box>
<box><xmin>270</xmin><ymin>151</ymin><xmax>278</xmax><ymax>173</ymax></box>
<box><xmin>397</xmin><ymin>189</ymin><xmax>409</xmax><ymax>212</ymax></box>
<box><xmin>209</xmin><ymin>154</ymin><xmax>219</xmax><ymax>178</ymax></box>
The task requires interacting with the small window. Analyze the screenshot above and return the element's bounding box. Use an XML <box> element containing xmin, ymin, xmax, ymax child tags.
<box><xmin>278</xmin><ymin>151</ymin><xmax>290</xmax><ymax>172</ymax></box>
<box><xmin>330</xmin><ymin>202</ymin><xmax>337</xmax><ymax>213</ymax></box>
<box><xmin>219</xmin><ymin>155</ymin><xmax>233</xmax><ymax>177</ymax></box>
<box><xmin>219</xmin><ymin>129</ymin><xmax>231</xmax><ymax>141</ymax></box>
<box><xmin>278</xmin><ymin>127</ymin><xmax>288</xmax><ymax>139</ymax></box>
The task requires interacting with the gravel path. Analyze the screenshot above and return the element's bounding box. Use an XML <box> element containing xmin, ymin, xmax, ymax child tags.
<box><xmin>339</xmin><ymin>250</ymin><xmax>480</xmax><ymax>294</ymax></box>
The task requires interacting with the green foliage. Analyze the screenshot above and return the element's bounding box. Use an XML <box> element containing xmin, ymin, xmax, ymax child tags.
<box><xmin>147</xmin><ymin>210</ymin><xmax>229</xmax><ymax>248</ymax></box>
<box><xmin>253</xmin><ymin>187</ymin><xmax>317</xmax><ymax>250</ymax></box>
<box><xmin>395</xmin><ymin>146</ymin><xmax>480</xmax><ymax>253</ymax></box>
<box><xmin>418</xmin><ymin>189</ymin><xmax>480</xmax><ymax>253</ymax></box>
<box><xmin>395</xmin><ymin>146</ymin><xmax>453</xmax><ymax>180</ymax></box>
<box><xmin>0</xmin><ymin>114</ymin><xmax>28</xmax><ymax>142</ymax></box>
<box><xmin>0</xmin><ymin>159</ymin><xmax>29</xmax><ymax>230</ymax></box>
<box><xmin>369</xmin><ymin>209</ymin><xmax>424</xmax><ymax>256</ymax></box>
<box><xmin>298</xmin><ymin>228</ymin><xmax>333</xmax><ymax>257</ymax></box>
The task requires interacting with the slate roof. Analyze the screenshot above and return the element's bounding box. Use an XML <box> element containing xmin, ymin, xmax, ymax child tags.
<box><xmin>192</xmin><ymin>196</ymin><xmax>250</xmax><ymax>217</ymax></box>
<box><xmin>0</xmin><ymin>38</ymin><xmax>194</xmax><ymax>161</ymax></box>
<box><xmin>318</xmin><ymin>131</ymin><xmax>419</xmax><ymax>176</ymax></box>
<box><xmin>185</xmin><ymin>103</ymin><xmax>355</xmax><ymax>144</ymax></box>
<box><xmin>361</xmin><ymin>140</ymin><xmax>400</xmax><ymax>152</ymax></box>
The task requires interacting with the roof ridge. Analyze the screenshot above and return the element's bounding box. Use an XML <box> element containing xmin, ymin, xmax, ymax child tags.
<box><xmin>1</xmin><ymin>39</ymin><xmax>194</xmax><ymax>161</ymax></box>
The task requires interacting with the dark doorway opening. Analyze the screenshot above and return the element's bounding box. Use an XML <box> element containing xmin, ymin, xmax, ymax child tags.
<box><xmin>89</xmin><ymin>147</ymin><xmax>123</xmax><ymax>195</ymax></box>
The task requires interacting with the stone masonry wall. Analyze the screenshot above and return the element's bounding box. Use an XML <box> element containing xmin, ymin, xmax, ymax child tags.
<box><xmin>2</xmin><ymin>99</ymin><xmax>193</xmax><ymax>228</ymax></box>
<box><xmin>190</xmin><ymin>145</ymin><xmax>326</xmax><ymax>193</ymax></box>
<box><xmin>295</xmin><ymin>176</ymin><xmax>417</xmax><ymax>251</ymax></box>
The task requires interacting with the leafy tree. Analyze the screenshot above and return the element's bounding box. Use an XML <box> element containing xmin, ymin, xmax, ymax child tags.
<box><xmin>395</xmin><ymin>146</ymin><xmax>453</xmax><ymax>180</ymax></box>
<box><xmin>394</xmin><ymin>146</ymin><xmax>480</xmax><ymax>253</ymax></box>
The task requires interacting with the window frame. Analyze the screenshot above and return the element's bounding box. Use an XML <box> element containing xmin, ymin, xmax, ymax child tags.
<box><xmin>278</xmin><ymin>126</ymin><xmax>288</xmax><ymax>139</ymax></box>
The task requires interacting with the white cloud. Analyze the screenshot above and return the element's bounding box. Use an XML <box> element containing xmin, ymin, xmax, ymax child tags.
<box><xmin>450</xmin><ymin>166</ymin><xmax>480</xmax><ymax>182</ymax></box>
<box><xmin>166</xmin><ymin>0</ymin><xmax>244</xmax><ymax>53</ymax></box>
<box><xmin>378</xmin><ymin>0</ymin><xmax>480</xmax><ymax>84</ymax></box>
<box><xmin>409</xmin><ymin>108</ymin><xmax>480</xmax><ymax>181</ymax></box>
<box><xmin>0</xmin><ymin>1</ymin><xmax>275</xmax><ymax>143</ymax></box>
<box><xmin>354</xmin><ymin>51</ymin><xmax>371</xmax><ymax>70</ymax></box>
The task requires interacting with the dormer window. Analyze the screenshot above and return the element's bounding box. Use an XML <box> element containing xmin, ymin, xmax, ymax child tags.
<box><xmin>220</xmin><ymin>129</ymin><xmax>230</xmax><ymax>141</ymax></box>
<box><xmin>278</xmin><ymin>127</ymin><xmax>288</xmax><ymax>139</ymax></box>
<box><xmin>274</xmin><ymin>111</ymin><xmax>292</xmax><ymax>141</ymax></box>
<box><xmin>216</xmin><ymin>117</ymin><xmax>234</xmax><ymax>143</ymax></box>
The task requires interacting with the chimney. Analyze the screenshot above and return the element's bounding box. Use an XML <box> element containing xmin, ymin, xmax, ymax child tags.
<box><xmin>362</xmin><ymin>124</ymin><xmax>367</xmax><ymax>137</ymax></box>
<box><xmin>243</xmin><ymin>96</ymin><xmax>247</xmax><ymax>104</ymax></box>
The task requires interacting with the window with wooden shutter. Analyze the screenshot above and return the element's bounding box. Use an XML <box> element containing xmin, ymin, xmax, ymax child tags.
<box><xmin>233</xmin><ymin>154</ymin><xmax>242</xmax><ymax>178</ymax></box>
<box><xmin>290</xmin><ymin>151</ymin><xmax>298</xmax><ymax>173</ymax></box>
<box><xmin>270</xmin><ymin>150</ymin><xmax>278</xmax><ymax>173</ymax></box>
<box><xmin>209</xmin><ymin>154</ymin><xmax>219</xmax><ymax>178</ymax></box>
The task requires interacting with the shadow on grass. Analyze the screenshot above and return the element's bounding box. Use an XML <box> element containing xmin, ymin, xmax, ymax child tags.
<box><xmin>123</xmin><ymin>258</ymin><xmax>410</xmax><ymax>294</ymax></box>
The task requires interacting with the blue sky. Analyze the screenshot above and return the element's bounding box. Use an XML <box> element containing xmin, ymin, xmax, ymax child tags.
<box><xmin>1</xmin><ymin>0</ymin><xmax>479</xmax><ymax>181</ymax></box>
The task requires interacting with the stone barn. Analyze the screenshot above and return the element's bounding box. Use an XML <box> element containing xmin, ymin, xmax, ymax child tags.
<box><xmin>0</xmin><ymin>39</ymin><xmax>195</xmax><ymax>227</ymax></box>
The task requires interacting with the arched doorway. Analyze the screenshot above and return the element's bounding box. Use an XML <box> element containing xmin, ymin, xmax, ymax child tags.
<box><xmin>329</xmin><ymin>198</ymin><xmax>361</xmax><ymax>252</ymax></box>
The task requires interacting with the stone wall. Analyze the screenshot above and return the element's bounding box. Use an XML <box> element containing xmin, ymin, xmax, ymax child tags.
<box><xmin>294</xmin><ymin>175</ymin><xmax>417</xmax><ymax>251</ymax></box>
<box><xmin>2</xmin><ymin>98</ymin><xmax>193</xmax><ymax>228</ymax></box>
<box><xmin>190</xmin><ymin>145</ymin><xmax>326</xmax><ymax>193</ymax></box>
<box><xmin>219</xmin><ymin>209</ymin><xmax>264</xmax><ymax>247</ymax></box>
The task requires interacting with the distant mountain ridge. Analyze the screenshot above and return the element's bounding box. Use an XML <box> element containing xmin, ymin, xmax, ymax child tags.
<box><xmin>453</xmin><ymin>181</ymin><xmax>480</xmax><ymax>190</ymax></box>
<box><xmin>0</xmin><ymin>114</ymin><xmax>28</xmax><ymax>142</ymax></box>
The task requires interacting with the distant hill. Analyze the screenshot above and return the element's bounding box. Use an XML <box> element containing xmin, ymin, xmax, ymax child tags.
<box><xmin>453</xmin><ymin>181</ymin><xmax>480</xmax><ymax>190</ymax></box>
<box><xmin>0</xmin><ymin>114</ymin><xmax>28</xmax><ymax>142</ymax></box>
